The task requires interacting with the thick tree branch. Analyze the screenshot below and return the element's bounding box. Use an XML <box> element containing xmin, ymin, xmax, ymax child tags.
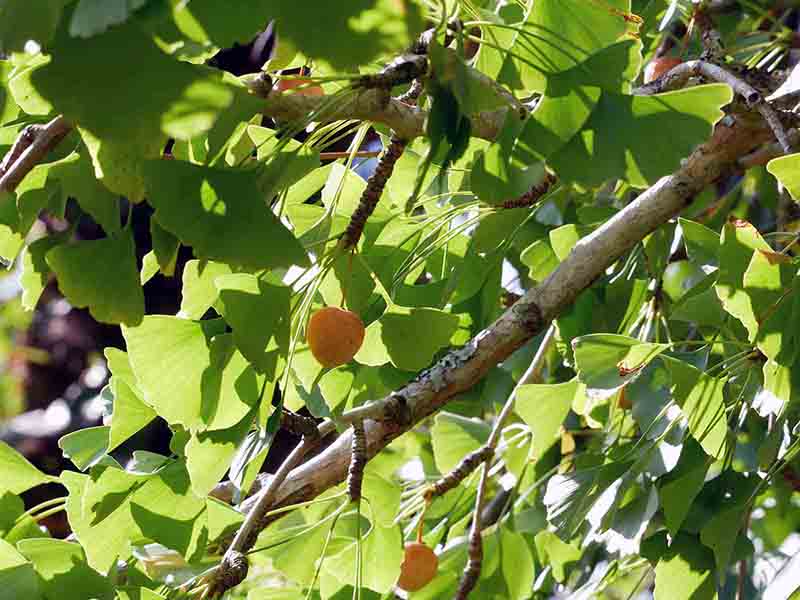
<box><xmin>257</xmin><ymin>85</ymin><xmax>507</xmax><ymax>141</ymax></box>
<box><xmin>238</xmin><ymin>114</ymin><xmax>772</xmax><ymax>531</ymax></box>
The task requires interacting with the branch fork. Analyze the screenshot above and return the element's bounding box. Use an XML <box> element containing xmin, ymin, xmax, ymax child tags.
<box><xmin>635</xmin><ymin>60</ymin><xmax>793</xmax><ymax>154</ymax></box>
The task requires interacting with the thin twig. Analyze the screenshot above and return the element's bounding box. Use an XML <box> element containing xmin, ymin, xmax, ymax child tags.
<box><xmin>695</xmin><ymin>7</ymin><xmax>724</xmax><ymax>60</ymax></box>
<box><xmin>736</xmin><ymin>510</ymin><xmax>752</xmax><ymax>600</ymax></box>
<box><xmin>319</xmin><ymin>150</ymin><xmax>382</xmax><ymax>161</ymax></box>
<box><xmin>340</xmin><ymin>80</ymin><xmax>424</xmax><ymax>250</ymax></box>
<box><xmin>209</xmin><ymin>420</ymin><xmax>335</xmax><ymax>596</ymax></box>
<box><xmin>636</xmin><ymin>60</ymin><xmax>757</xmax><ymax>101</ymax></box>
<box><xmin>453</xmin><ymin>325</ymin><xmax>555</xmax><ymax>599</ymax></box>
<box><xmin>634</xmin><ymin>60</ymin><xmax>793</xmax><ymax>153</ymax></box>
<box><xmin>340</xmin><ymin>135</ymin><xmax>407</xmax><ymax>249</ymax></box>
<box><xmin>280</xmin><ymin>408</ymin><xmax>320</xmax><ymax>439</ymax></box>
<box><xmin>501</xmin><ymin>172</ymin><xmax>558</xmax><ymax>209</ymax></box>
<box><xmin>755</xmin><ymin>103</ymin><xmax>793</xmax><ymax>154</ymax></box>
<box><xmin>0</xmin><ymin>116</ymin><xmax>72</xmax><ymax>193</ymax></box>
<box><xmin>454</xmin><ymin>461</ymin><xmax>488</xmax><ymax>600</ymax></box>
<box><xmin>397</xmin><ymin>79</ymin><xmax>424</xmax><ymax>105</ymax></box>
<box><xmin>425</xmin><ymin>446</ymin><xmax>494</xmax><ymax>501</ymax></box>
<box><xmin>347</xmin><ymin>421</ymin><xmax>367</xmax><ymax>503</ymax></box>
<box><xmin>355</xmin><ymin>53</ymin><xmax>428</xmax><ymax>90</ymax></box>
<box><xmin>0</xmin><ymin>124</ymin><xmax>40</xmax><ymax>176</ymax></box>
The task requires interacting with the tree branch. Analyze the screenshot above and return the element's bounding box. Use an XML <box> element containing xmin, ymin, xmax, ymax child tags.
<box><xmin>695</xmin><ymin>6</ymin><xmax>724</xmax><ymax>61</ymax></box>
<box><xmin>255</xmin><ymin>82</ymin><xmax>507</xmax><ymax>141</ymax></box>
<box><xmin>0</xmin><ymin>116</ymin><xmax>71</xmax><ymax>193</ymax></box>
<box><xmin>237</xmin><ymin>114</ymin><xmax>773</xmax><ymax>535</ymax></box>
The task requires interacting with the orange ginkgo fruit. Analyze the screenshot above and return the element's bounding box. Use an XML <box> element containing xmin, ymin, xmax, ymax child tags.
<box><xmin>307</xmin><ymin>307</ymin><xmax>365</xmax><ymax>368</ymax></box>
<box><xmin>644</xmin><ymin>56</ymin><xmax>683</xmax><ymax>84</ymax></box>
<box><xmin>274</xmin><ymin>75</ymin><xmax>324</xmax><ymax>96</ymax></box>
<box><xmin>617</xmin><ymin>387</ymin><xmax>632</xmax><ymax>410</ymax></box>
<box><xmin>397</xmin><ymin>542</ymin><xmax>438</xmax><ymax>592</ymax></box>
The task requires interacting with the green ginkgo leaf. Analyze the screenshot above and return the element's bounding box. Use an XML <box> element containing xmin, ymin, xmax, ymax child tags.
<box><xmin>715</xmin><ymin>220</ymin><xmax>770</xmax><ymax>340</ymax></box>
<box><xmin>0</xmin><ymin>442</ymin><xmax>53</xmax><ymax>494</ymax></box>
<box><xmin>661</xmin><ymin>356</ymin><xmax>728</xmax><ymax>459</ymax></box>
<box><xmin>107</xmin><ymin>372</ymin><xmax>157</xmax><ymax>453</ymax></box>
<box><xmin>0</xmin><ymin>0</ymin><xmax>67</xmax><ymax>53</ymax></box>
<box><xmin>123</xmin><ymin>316</ymin><xmax>264</xmax><ymax>432</ymax></box>
<box><xmin>58</xmin><ymin>426</ymin><xmax>111</xmax><ymax>471</ymax></box>
<box><xmin>431</xmin><ymin>412</ymin><xmax>490</xmax><ymax>474</ymax></box>
<box><xmin>46</xmin><ymin>231</ymin><xmax>145</xmax><ymax>326</ymax></box>
<box><xmin>143</xmin><ymin>160</ymin><xmax>308</xmax><ymax>270</ymax></box>
<box><xmin>179</xmin><ymin>259</ymin><xmax>232</xmax><ymax>320</ymax></box>
<box><xmin>356</xmin><ymin>305</ymin><xmax>460</xmax><ymax>372</ymax></box>
<box><xmin>516</xmin><ymin>379</ymin><xmax>583</xmax><ymax>459</ymax></box>
<box><xmin>767</xmin><ymin>152</ymin><xmax>800</xmax><ymax>200</ymax></box>
<box><xmin>515</xmin><ymin>0</ymin><xmax>635</xmax><ymax>93</ymax></box>
<box><xmin>654</xmin><ymin>533</ymin><xmax>717</xmax><ymax>600</ymax></box>
<box><xmin>573</xmin><ymin>334</ymin><xmax>668</xmax><ymax>399</ymax></box>
<box><xmin>17</xmin><ymin>538</ymin><xmax>113</xmax><ymax>600</ymax></box>
<box><xmin>20</xmin><ymin>233</ymin><xmax>66</xmax><ymax>310</ymax></box>
<box><xmin>267</xmin><ymin>0</ymin><xmax>424</xmax><ymax>70</ymax></box>
<box><xmin>68</xmin><ymin>0</ymin><xmax>148</xmax><ymax>38</ymax></box>
<box><xmin>215</xmin><ymin>272</ymin><xmax>290</xmax><ymax>373</ymax></box>
<box><xmin>551</xmin><ymin>84</ymin><xmax>733</xmax><ymax>188</ymax></box>
<box><xmin>0</xmin><ymin>539</ymin><xmax>39</xmax><ymax>598</ymax></box>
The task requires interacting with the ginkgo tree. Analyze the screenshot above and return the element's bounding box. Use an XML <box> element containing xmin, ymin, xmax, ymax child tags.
<box><xmin>1</xmin><ymin>0</ymin><xmax>800</xmax><ymax>599</ymax></box>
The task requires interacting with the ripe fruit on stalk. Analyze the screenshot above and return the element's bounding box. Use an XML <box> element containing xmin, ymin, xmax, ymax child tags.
<box><xmin>307</xmin><ymin>307</ymin><xmax>365</xmax><ymax>368</ymax></box>
<box><xmin>644</xmin><ymin>56</ymin><xmax>683</xmax><ymax>83</ymax></box>
<box><xmin>397</xmin><ymin>542</ymin><xmax>438</xmax><ymax>592</ymax></box>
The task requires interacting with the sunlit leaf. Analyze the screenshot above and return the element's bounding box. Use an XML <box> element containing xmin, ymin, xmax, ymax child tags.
<box><xmin>123</xmin><ymin>317</ymin><xmax>264</xmax><ymax>432</ymax></box>
<box><xmin>0</xmin><ymin>442</ymin><xmax>52</xmax><ymax>494</ymax></box>
<box><xmin>356</xmin><ymin>305</ymin><xmax>459</xmax><ymax>372</ymax></box>
<box><xmin>431</xmin><ymin>412</ymin><xmax>490</xmax><ymax>474</ymax></box>
<box><xmin>516</xmin><ymin>379</ymin><xmax>582</xmax><ymax>459</ymax></box>
<box><xmin>573</xmin><ymin>334</ymin><xmax>668</xmax><ymax>399</ymax></box>
<box><xmin>0</xmin><ymin>538</ymin><xmax>39</xmax><ymax>598</ymax></box>
<box><xmin>17</xmin><ymin>539</ymin><xmax>113</xmax><ymax>600</ymax></box>
<box><xmin>715</xmin><ymin>219</ymin><xmax>770</xmax><ymax>340</ymax></box>
<box><xmin>653</xmin><ymin>533</ymin><xmax>716</xmax><ymax>600</ymax></box>
<box><xmin>661</xmin><ymin>357</ymin><xmax>728</xmax><ymax>459</ymax></box>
